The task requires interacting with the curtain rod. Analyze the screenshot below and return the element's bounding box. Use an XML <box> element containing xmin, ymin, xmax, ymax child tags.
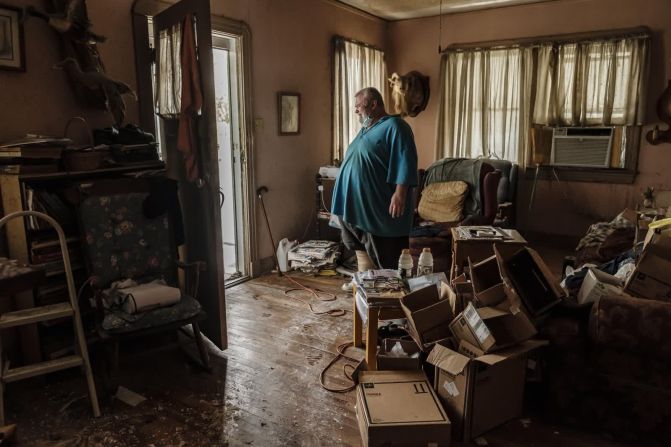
<box><xmin>334</xmin><ymin>35</ymin><xmax>384</xmax><ymax>53</ymax></box>
<box><xmin>442</xmin><ymin>26</ymin><xmax>651</xmax><ymax>54</ymax></box>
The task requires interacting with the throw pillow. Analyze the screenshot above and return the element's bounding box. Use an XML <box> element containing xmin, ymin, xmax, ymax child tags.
<box><xmin>418</xmin><ymin>181</ymin><xmax>468</xmax><ymax>223</ymax></box>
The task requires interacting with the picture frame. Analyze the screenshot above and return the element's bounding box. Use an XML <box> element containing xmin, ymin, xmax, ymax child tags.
<box><xmin>0</xmin><ymin>4</ymin><xmax>24</xmax><ymax>71</ymax></box>
<box><xmin>278</xmin><ymin>92</ymin><xmax>300</xmax><ymax>135</ymax></box>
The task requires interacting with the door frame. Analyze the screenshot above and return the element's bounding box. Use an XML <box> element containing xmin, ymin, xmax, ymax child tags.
<box><xmin>211</xmin><ymin>15</ymin><xmax>258</xmax><ymax>281</ymax></box>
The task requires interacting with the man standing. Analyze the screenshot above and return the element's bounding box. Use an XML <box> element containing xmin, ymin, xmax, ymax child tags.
<box><xmin>332</xmin><ymin>87</ymin><xmax>418</xmax><ymax>271</ymax></box>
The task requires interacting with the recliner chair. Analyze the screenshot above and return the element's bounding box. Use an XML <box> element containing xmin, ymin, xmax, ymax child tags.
<box><xmin>409</xmin><ymin>158</ymin><xmax>502</xmax><ymax>273</ymax></box>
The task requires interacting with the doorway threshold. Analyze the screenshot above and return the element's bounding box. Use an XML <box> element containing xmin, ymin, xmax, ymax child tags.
<box><xmin>225</xmin><ymin>275</ymin><xmax>250</xmax><ymax>289</ymax></box>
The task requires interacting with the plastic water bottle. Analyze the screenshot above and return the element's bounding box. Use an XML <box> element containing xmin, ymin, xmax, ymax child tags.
<box><xmin>417</xmin><ymin>248</ymin><xmax>434</xmax><ymax>276</ymax></box>
<box><xmin>398</xmin><ymin>249</ymin><xmax>414</xmax><ymax>279</ymax></box>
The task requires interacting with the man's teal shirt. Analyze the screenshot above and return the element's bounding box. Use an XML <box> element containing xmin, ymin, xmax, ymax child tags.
<box><xmin>331</xmin><ymin>115</ymin><xmax>418</xmax><ymax>237</ymax></box>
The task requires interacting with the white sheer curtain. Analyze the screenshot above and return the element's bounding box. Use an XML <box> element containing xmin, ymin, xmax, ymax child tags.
<box><xmin>436</xmin><ymin>33</ymin><xmax>649</xmax><ymax>166</ymax></box>
<box><xmin>533</xmin><ymin>36</ymin><xmax>650</xmax><ymax>126</ymax></box>
<box><xmin>156</xmin><ymin>23</ymin><xmax>182</xmax><ymax>117</ymax></box>
<box><xmin>332</xmin><ymin>37</ymin><xmax>387</xmax><ymax>162</ymax></box>
<box><xmin>435</xmin><ymin>47</ymin><xmax>532</xmax><ymax>165</ymax></box>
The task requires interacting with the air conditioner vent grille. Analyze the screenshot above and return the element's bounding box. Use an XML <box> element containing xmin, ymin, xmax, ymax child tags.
<box><xmin>551</xmin><ymin>128</ymin><xmax>613</xmax><ymax>167</ymax></box>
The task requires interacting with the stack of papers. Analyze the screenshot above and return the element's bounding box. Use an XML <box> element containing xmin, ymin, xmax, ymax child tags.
<box><xmin>353</xmin><ymin>269</ymin><xmax>408</xmax><ymax>304</ymax></box>
<box><xmin>288</xmin><ymin>240</ymin><xmax>341</xmax><ymax>273</ymax></box>
<box><xmin>456</xmin><ymin>226</ymin><xmax>512</xmax><ymax>240</ymax></box>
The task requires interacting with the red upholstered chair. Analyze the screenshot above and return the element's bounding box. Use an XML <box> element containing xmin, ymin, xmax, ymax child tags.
<box><xmin>409</xmin><ymin>158</ymin><xmax>502</xmax><ymax>274</ymax></box>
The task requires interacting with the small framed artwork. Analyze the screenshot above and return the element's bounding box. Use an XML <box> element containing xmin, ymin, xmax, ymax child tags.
<box><xmin>278</xmin><ymin>92</ymin><xmax>300</xmax><ymax>135</ymax></box>
<box><xmin>0</xmin><ymin>4</ymin><xmax>24</xmax><ymax>71</ymax></box>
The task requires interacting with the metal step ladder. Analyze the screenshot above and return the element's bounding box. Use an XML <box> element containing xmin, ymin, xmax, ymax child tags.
<box><xmin>0</xmin><ymin>211</ymin><xmax>100</xmax><ymax>425</ymax></box>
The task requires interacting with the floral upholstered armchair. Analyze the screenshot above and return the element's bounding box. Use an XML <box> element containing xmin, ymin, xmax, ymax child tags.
<box><xmin>76</xmin><ymin>178</ymin><xmax>210</xmax><ymax>372</ymax></box>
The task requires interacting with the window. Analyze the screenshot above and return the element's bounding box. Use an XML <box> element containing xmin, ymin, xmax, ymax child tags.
<box><xmin>332</xmin><ymin>36</ymin><xmax>387</xmax><ymax>162</ymax></box>
<box><xmin>436</xmin><ymin>28</ymin><xmax>650</xmax><ymax>183</ymax></box>
<box><xmin>436</xmin><ymin>46</ymin><xmax>532</xmax><ymax>165</ymax></box>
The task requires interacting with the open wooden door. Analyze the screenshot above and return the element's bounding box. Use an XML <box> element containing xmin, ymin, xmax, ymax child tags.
<box><xmin>153</xmin><ymin>0</ymin><xmax>227</xmax><ymax>349</ymax></box>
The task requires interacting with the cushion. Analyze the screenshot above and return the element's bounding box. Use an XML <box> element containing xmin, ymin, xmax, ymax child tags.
<box><xmin>101</xmin><ymin>294</ymin><xmax>202</xmax><ymax>334</ymax></box>
<box><xmin>418</xmin><ymin>181</ymin><xmax>468</xmax><ymax>222</ymax></box>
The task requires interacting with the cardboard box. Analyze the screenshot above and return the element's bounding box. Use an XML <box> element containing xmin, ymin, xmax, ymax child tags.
<box><xmin>426</xmin><ymin>339</ymin><xmax>545</xmax><ymax>441</ymax></box>
<box><xmin>356</xmin><ymin>370</ymin><xmax>451</xmax><ymax>447</ymax></box>
<box><xmin>449</xmin><ymin>302</ymin><xmax>536</xmax><ymax>353</ymax></box>
<box><xmin>625</xmin><ymin>225</ymin><xmax>671</xmax><ymax>300</ymax></box>
<box><xmin>377</xmin><ymin>339</ymin><xmax>422</xmax><ymax>371</ymax></box>
<box><xmin>577</xmin><ymin>268</ymin><xmax>626</xmax><ymax>305</ymax></box>
<box><xmin>468</xmin><ymin>255</ymin><xmax>507</xmax><ymax>307</ymax></box>
<box><xmin>401</xmin><ymin>285</ymin><xmax>455</xmax><ymax>349</ymax></box>
<box><xmin>494</xmin><ymin>244</ymin><xmax>563</xmax><ymax>317</ymax></box>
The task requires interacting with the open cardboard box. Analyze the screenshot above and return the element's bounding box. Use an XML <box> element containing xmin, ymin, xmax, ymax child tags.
<box><xmin>449</xmin><ymin>302</ymin><xmax>536</xmax><ymax>353</ymax></box>
<box><xmin>355</xmin><ymin>370</ymin><xmax>451</xmax><ymax>447</ymax></box>
<box><xmin>577</xmin><ymin>268</ymin><xmax>627</xmax><ymax>305</ymax></box>
<box><xmin>426</xmin><ymin>339</ymin><xmax>546</xmax><ymax>441</ymax></box>
<box><xmin>468</xmin><ymin>255</ymin><xmax>507</xmax><ymax>307</ymax></box>
<box><xmin>376</xmin><ymin>339</ymin><xmax>422</xmax><ymax>371</ymax></box>
<box><xmin>400</xmin><ymin>284</ymin><xmax>455</xmax><ymax>350</ymax></box>
<box><xmin>625</xmin><ymin>222</ymin><xmax>671</xmax><ymax>301</ymax></box>
<box><xmin>493</xmin><ymin>244</ymin><xmax>563</xmax><ymax>318</ymax></box>
<box><xmin>451</xmin><ymin>273</ymin><xmax>472</xmax><ymax>314</ymax></box>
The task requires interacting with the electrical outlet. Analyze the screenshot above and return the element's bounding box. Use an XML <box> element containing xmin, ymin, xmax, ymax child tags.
<box><xmin>254</xmin><ymin>118</ymin><xmax>264</xmax><ymax>130</ymax></box>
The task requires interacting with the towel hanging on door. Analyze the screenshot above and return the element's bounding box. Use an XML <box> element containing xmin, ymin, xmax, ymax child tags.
<box><xmin>177</xmin><ymin>13</ymin><xmax>203</xmax><ymax>182</ymax></box>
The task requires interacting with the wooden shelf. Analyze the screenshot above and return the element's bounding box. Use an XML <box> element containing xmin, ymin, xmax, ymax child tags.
<box><xmin>17</xmin><ymin>160</ymin><xmax>165</xmax><ymax>181</ymax></box>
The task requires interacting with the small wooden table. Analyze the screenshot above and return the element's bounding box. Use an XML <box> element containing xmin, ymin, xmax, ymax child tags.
<box><xmin>352</xmin><ymin>285</ymin><xmax>405</xmax><ymax>371</ymax></box>
<box><xmin>450</xmin><ymin>227</ymin><xmax>527</xmax><ymax>281</ymax></box>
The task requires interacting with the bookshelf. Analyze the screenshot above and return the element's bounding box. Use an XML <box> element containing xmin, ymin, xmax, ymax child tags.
<box><xmin>0</xmin><ymin>161</ymin><xmax>165</xmax><ymax>363</ymax></box>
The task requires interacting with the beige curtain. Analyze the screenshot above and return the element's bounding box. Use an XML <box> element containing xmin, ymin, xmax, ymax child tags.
<box><xmin>533</xmin><ymin>36</ymin><xmax>649</xmax><ymax>126</ymax></box>
<box><xmin>332</xmin><ymin>37</ymin><xmax>387</xmax><ymax>163</ymax></box>
<box><xmin>156</xmin><ymin>23</ymin><xmax>182</xmax><ymax>117</ymax></box>
<box><xmin>436</xmin><ymin>47</ymin><xmax>532</xmax><ymax>165</ymax></box>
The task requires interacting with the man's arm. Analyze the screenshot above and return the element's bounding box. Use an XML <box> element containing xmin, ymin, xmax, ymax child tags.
<box><xmin>389</xmin><ymin>184</ymin><xmax>408</xmax><ymax>218</ymax></box>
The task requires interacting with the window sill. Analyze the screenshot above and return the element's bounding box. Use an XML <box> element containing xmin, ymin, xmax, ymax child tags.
<box><xmin>524</xmin><ymin>165</ymin><xmax>636</xmax><ymax>184</ymax></box>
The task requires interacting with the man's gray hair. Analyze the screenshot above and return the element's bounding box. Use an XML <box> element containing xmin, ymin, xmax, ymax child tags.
<box><xmin>356</xmin><ymin>87</ymin><xmax>385</xmax><ymax>109</ymax></box>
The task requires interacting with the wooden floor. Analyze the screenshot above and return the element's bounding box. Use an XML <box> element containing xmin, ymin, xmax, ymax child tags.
<box><xmin>9</xmin><ymin>270</ymin><xmax>636</xmax><ymax>446</ymax></box>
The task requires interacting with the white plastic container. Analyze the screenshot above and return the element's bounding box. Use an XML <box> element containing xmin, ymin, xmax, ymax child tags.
<box><xmin>398</xmin><ymin>249</ymin><xmax>414</xmax><ymax>279</ymax></box>
<box><xmin>417</xmin><ymin>248</ymin><xmax>434</xmax><ymax>276</ymax></box>
<box><xmin>277</xmin><ymin>238</ymin><xmax>298</xmax><ymax>272</ymax></box>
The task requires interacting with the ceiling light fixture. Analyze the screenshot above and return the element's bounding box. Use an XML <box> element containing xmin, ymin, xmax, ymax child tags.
<box><xmin>451</xmin><ymin>0</ymin><xmax>512</xmax><ymax>9</ymax></box>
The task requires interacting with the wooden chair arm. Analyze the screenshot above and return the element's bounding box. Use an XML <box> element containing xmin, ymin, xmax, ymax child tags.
<box><xmin>176</xmin><ymin>261</ymin><xmax>206</xmax><ymax>300</ymax></box>
<box><xmin>85</xmin><ymin>276</ymin><xmax>106</xmax><ymax>329</ymax></box>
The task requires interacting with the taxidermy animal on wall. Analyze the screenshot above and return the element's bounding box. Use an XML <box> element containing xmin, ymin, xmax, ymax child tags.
<box><xmin>54</xmin><ymin>57</ymin><xmax>137</xmax><ymax>127</ymax></box>
<box><xmin>388</xmin><ymin>71</ymin><xmax>430</xmax><ymax>118</ymax></box>
<box><xmin>23</xmin><ymin>0</ymin><xmax>135</xmax><ymax>126</ymax></box>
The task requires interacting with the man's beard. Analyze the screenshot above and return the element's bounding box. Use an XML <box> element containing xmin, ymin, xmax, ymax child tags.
<box><xmin>359</xmin><ymin>113</ymin><xmax>372</xmax><ymax>127</ymax></box>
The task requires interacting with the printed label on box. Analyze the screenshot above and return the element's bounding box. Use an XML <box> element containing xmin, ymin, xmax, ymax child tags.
<box><xmin>464</xmin><ymin>303</ymin><xmax>491</xmax><ymax>344</ymax></box>
<box><xmin>443</xmin><ymin>380</ymin><xmax>460</xmax><ymax>397</ymax></box>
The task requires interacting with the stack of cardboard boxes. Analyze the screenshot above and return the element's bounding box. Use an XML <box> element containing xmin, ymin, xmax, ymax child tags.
<box><xmin>355</xmin><ymin>243</ymin><xmax>564</xmax><ymax>446</ymax></box>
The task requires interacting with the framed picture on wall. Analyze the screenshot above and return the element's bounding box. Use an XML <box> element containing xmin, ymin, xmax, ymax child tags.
<box><xmin>278</xmin><ymin>92</ymin><xmax>300</xmax><ymax>135</ymax></box>
<box><xmin>0</xmin><ymin>4</ymin><xmax>24</xmax><ymax>71</ymax></box>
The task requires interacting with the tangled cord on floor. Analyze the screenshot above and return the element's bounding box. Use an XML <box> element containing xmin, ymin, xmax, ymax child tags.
<box><xmin>319</xmin><ymin>341</ymin><xmax>361</xmax><ymax>393</ymax></box>
<box><xmin>280</xmin><ymin>274</ymin><xmax>361</xmax><ymax>392</ymax></box>
<box><xmin>283</xmin><ymin>274</ymin><xmax>348</xmax><ymax>317</ymax></box>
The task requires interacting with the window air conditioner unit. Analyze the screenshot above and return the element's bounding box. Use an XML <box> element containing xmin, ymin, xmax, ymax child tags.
<box><xmin>550</xmin><ymin>127</ymin><xmax>613</xmax><ymax>168</ymax></box>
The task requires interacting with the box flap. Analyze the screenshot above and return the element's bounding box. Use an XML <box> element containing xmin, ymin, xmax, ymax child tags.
<box><xmin>407</xmin><ymin>272</ymin><xmax>449</xmax><ymax>292</ymax></box>
<box><xmin>427</xmin><ymin>343</ymin><xmax>471</xmax><ymax>376</ymax></box>
<box><xmin>473</xmin><ymin>339</ymin><xmax>548</xmax><ymax>366</ymax></box>
<box><xmin>633</xmin><ymin>250</ymin><xmax>671</xmax><ymax>281</ymax></box>
<box><xmin>400</xmin><ymin>285</ymin><xmax>441</xmax><ymax>311</ymax></box>
<box><xmin>494</xmin><ymin>244</ymin><xmax>563</xmax><ymax>316</ymax></box>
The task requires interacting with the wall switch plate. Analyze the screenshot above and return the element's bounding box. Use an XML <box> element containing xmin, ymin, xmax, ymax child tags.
<box><xmin>254</xmin><ymin>118</ymin><xmax>264</xmax><ymax>130</ymax></box>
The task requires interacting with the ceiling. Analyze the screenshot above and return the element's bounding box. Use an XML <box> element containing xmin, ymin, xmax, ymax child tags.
<box><xmin>335</xmin><ymin>0</ymin><xmax>557</xmax><ymax>20</ymax></box>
